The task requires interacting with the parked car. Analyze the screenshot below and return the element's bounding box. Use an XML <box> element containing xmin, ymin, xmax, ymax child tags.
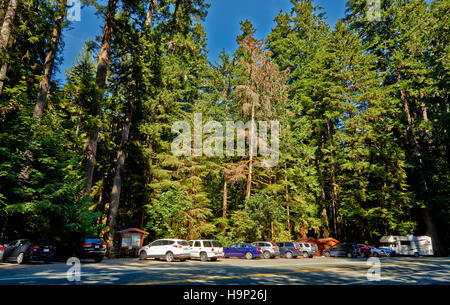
<box><xmin>370</xmin><ymin>246</ymin><xmax>387</xmax><ymax>257</ymax></box>
<box><xmin>189</xmin><ymin>240</ymin><xmax>224</xmax><ymax>261</ymax></box>
<box><xmin>139</xmin><ymin>239</ymin><xmax>190</xmax><ymax>262</ymax></box>
<box><xmin>0</xmin><ymin>244</ymin><xmax>4</xmax><ymax>261</ymax></box>
<box><xmin>323</xmin><ymin>243</ymin><xmax>360</xmax><ymax>258</ymax></box>
<box><xmin>357</xmin><ymin>244</ymin><xmax>372</xmax><ymax>257</ymax></box>
<box><xmin>298</xmin><ymin>242</ymin><xmax>318</xmax><ymax>258</ymax></box>
<box><xmin>223</xmin><ymin>243</ymin><xmax>262</xmax><ymax>259</ymax></box>
<box><xmin>1</xmin><ymin>239</ymin><xmax>55</xmax><ymax>264</ymax></box>
<box><xmin>379</xmin><ymin>247</ymin><xmax>395</xmax><ymax>257</ymax></box>
<box><xmin>251</xmin><ymin>241</ymin><xmax>280</xmax><ymax>259</ymax></box>
<box><xmin>55</xmin><ymin>235</ymin><xmax>106</xmax><ymax>263</ymax></box>
<box><xmin>275</xmin><ymin>241</ymin><xmax>301</xmax><ymax>259</ymax></box>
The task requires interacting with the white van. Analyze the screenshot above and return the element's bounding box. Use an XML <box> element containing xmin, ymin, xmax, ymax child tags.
<box><xmin>380</xmin><ymin>235</ymin><xmax>434</xmax><ymax>256</ymax></box>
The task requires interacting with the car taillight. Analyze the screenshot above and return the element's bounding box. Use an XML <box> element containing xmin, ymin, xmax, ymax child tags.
<box><xmin>211</xmin><ymin>248</ymin><xmax>214</xmax><ymax>252</ymax></box>
<box><xmin>0</xmin><ymin>247</ymin><xmax>4</xmax><ymax>251</ymax></box>
<box><xmin>255</xmin><ymin>248</ymin><xmax>261</xmax><ymax>252</ymax></box>
<box><xmin>173</xmin><ymin>244</ymin><xmax>182</xmax><ymax>248</ymax></box>
<box><xmin>30</xmin><ymin>246</ymin><xmax>41</xmax><ymax>251</ymax></box>
<box><xmin>271</xmin><ymin>243</ymin><xmax>275</xmax><ymax>249</ymax></box>
<box><xmin>102</xmin><ymin>243</ymin><xmax>107</xmax><ymax>247</ymax></box>
<box><xmin>294</xmin><ymin>248</ymin><xmax>298</xmax><ymax>252</ymax></box>
<box><xmin>83</xmin><ymin>244</ymin><xmax>92</xmax><ymax>247</ymax></box>
<box><xmin>51</xmin><ymin>246</ymin><xmax>56</xmax><ymax>250</ymax></box>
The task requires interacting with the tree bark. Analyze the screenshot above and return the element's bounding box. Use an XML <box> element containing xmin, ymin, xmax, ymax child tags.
<box><xmin>245</xmin><ymin>103</ymin><xmax>255</xmax><ymax>207</ymax></box>
<box><xmin>33</xmin><ymin>0</ymin><xmax>66</xmax><ymax>120</ymax></box>
<box><xmin>284</xmin><ymin>163</ymin><xmax>291</xmax><ymax>234</ymax></box>
<box><xmin>82</xmin><ymin>0</ymin><xmax>118</xmax><ymax>196</ymax></box>
<box><xmin>0</xmin><ymin>0</ymin><xmax>17</xmax><ymax>96</ymax></box>
<box><xmin>107</xmin><ymin>96</ymin><xmax>134</xmax><ymax>251</ymax></box>
<box><xmin>398</xmin><ymin>75</ymin><xmax>441</xmax><ymax>255</ymax></box>
<box><xmin>222</xmin><ymin>178</ymin><xmax>227</xmax><ymax>219</ymax></box>
<box><xmin>145</xmin><ymin>0</ymin><xmax>157</xmax><ymax>27</ymax></box>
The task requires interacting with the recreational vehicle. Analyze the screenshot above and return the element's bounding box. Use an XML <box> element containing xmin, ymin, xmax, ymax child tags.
<box><xmin>380</xmin><ymin>235</ymin><xmax>434</xmax><ymax>256</ymax></box>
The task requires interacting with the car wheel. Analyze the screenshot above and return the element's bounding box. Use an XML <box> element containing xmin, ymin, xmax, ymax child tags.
<box><xmin>360</xmin><ymin>252</ymin><xmax>365</xmax><ymax>258</ymax></box>
<box><xmin>139</xmin><ymin>251</ymin><xmax>148</xmax><ymax>260</ymax></box>
<box><xmin>285</xmin><ymin>251</ymin><xmax>293</xmax><ymax>259</ymax></box>
<box><xmin>200</xmin><ymin>252</ymin><xmax>208</xmax><ymax>262</ymax></box>
<box><xmin>94</xmin><ymin>256</ymin><xmax>103</xmax><ymax>263</ymax></box>
<box><xmin>245</xmin><ymin>252</ymin><xmax>253</xmax><ymax>260</ymax></box>
<box><xmin>324</xmin><ymin>252</ymin><xmax>331</xmax><ymax>257</ymax></box>
<box><xmin>303</xmin><ymin>252</ymin><xmax>309</xmax><ymax>258</ymax></box>
<box><xmin>373</xmin><ymin>252</ymin><xmax>379</xmax><ymax>257</ymax></box>
<box><xmin>16</xmin><ymin>252</ymin><xmax>25</xmax><ymax>264</ymax></box>
<box><xmin>347</xmin><ymin>252</ymin><xmax>353</xmax><ymax>258</ymax></box>
<box><xmin>165</xmin><ymin>252</ymin><xmax>174</xmax><ymax>262</ymax></box>
<box><xmin>385</xmin><ymin>252</ymin><xmax>391</xmax><ymax>257</ymax></box>
<box><xmin>263</xmin><ymin>251</ymin><xmax>271</xmax><ymax>259</ymax></box>
<box><xmin>414</xmin><ymin>252</ymin><xmax>419</xmax><ymax>257</ymax></box>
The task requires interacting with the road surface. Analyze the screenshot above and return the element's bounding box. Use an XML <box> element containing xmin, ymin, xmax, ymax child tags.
<box><xmin>0</xmin><ymin>256</ymin><xmax>448</xmax><ymax>285</ymax></box>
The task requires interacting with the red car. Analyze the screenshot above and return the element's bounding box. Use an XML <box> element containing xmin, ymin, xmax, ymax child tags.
<box><xmin>357</xmin><ymin>244</ymin><xmax>372</xmax><ymax>257</ymax></box>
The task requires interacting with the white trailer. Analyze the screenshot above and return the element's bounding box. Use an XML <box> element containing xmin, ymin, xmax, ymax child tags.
<box><xmin>380</xmin><ymin>234</ymin><xmax>434</xmax><ymax>256</ymax></box>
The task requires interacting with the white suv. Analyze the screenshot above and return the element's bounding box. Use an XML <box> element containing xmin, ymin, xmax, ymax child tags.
<box><xmin>139</xmin><ymin>239</ymin><xmax>191</xmax><ymax>262</ymax></box>
<box><xmin>189</xmin><ymin>240</ymin><xmax>224</xmax><ymax>261</ymax></box>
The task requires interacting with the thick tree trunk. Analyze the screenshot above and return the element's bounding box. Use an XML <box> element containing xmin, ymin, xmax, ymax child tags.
<box><xmin>82</xmin><ymin>0</ymin><xmax>118</xmax><ymax>196</ymax></box>
<box><xmin>0</xmin><ymin>0</ymin><xmax>17</xmax><ymax>95</ymax></box>
<box><xmin>107</xmin><ymin>98</ymin><xmax>133</xmax><ymax>251</ymax></box>
<box><xmin>399</xmin><ymin>76</ymin><xmax>441</xmax><ymax>255</ymax></box>
<box><xmin>33</xmin><ymin>0</ymin><xmax>66</xmax><ymax>120</ymax></box>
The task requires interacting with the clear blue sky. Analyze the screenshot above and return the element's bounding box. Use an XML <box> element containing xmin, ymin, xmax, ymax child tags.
<box><xmin>57</xmin><ymin>0</ymin><xmax>348</xmax><ymax>81</ymax></box>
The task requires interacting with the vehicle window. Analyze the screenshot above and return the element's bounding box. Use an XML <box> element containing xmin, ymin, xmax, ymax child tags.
<box><xmin>240</xmin><ymin>244</ymin><xmax>248</xmax><ymax>248</ymax></box>
<box><xmin>194</xmin><ymin>241</ymin><xmax>201</xmax><ymax>247</ymax></box>
<box><xmin>8</xmin><ymin>240</ymin><xmax>18</xmax><ymax>247</ymax></box>
<box><xmin>188</xmin><ymin>241</ymin><xmax>193</xmax><ymax>247</ymax></box>
<box><xmin>150</xmin><ymin>240</ymin><xmax>162</xmax><ymax>246</ymax></box>
<box><xmin>165</xmin><ymin>240</ymin><xmax>175</xmax><ymax>245</ymax></box>
<box><xmin>177</xmin><ymin>240</ymin><xmax>189</xmax><ymax>246</ymax></box>
<box><xmin>286</xmin><ymin>242</ymin><xmax>293</xmax><ymax>247</ymax></box>
<box><xmin>229</xmin><ymin>244</ymin><xmax>237</xmax><ymax>248</ymax></box>
<box><xmin>212</xmin><ymin>241</ymin><xmax>222</xmax><ymax>247</ymax></box>
<box><xmin>400</xmin><ymin>241</ymin><xmax>410</xmax><ymax>246</ymax></box>
<box><xmin>203</xmin><ymin>241</ymin><xmax>212</xmax><ymax>247</ymax></box>
<box><xmin>277</xmin><ymin>242</ymin><xmax>284</xmax><ymax>247</ymax></box>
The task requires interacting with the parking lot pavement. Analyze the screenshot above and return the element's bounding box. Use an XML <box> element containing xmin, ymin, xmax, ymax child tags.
<box><xmin>0</xmin><ymin>256</ymin><xmax>449</xmax><ymax>285</ymax></box>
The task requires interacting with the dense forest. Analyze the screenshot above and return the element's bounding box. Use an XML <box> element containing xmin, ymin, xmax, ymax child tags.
<box><xmin>0</xmin><ymin>0</ymin><xmax>448</xmax><ymax>255</ymax></box>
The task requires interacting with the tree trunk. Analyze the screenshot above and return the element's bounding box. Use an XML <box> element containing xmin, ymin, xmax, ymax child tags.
<box><xmin>221</xmin><ymin>177</ymin><xmax>228</xmax><ymax>219</ymax></box>
<box><xmin>33</xmin><ymin>0</ymin><xmax>66</xmax><ymax>120</ymax></box>
<box><xmin>399</xmin><ymin>76</ymin><xmax>441</xmax><ymax>255</ymax></box>
<box><xmin>106</xmin><ymin>97</ymin><xmax>134</xmax><ymax>251</ymax></box>
<box><xmin>245</xmin><ymin>103</ymin><xmax>255</xmax><ymax>207</ymax></box>
<box><xmin>284</xmin><ymin>163</ymin><xmax>291</xmax><ymax>234</ymax></box>
<box><xmin>82</xmin><ymin>0</ymin><xmax>118</xmax><ymax>196</ymax></box>
<box><xmin>145</xmin><ymin>0</ymin><xmax>157</xmax><ymax>27</ymax></box>
<box><xmin>0</xmin><ymin>0</ymin><xmax>17</xmax><ymax>95</ymax></box>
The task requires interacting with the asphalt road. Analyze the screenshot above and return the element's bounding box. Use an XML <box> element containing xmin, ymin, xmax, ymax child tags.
<box><xmin>0</xmin><ymin>256</ymin><xmax>448</xmax><ymax>285</ymax></box>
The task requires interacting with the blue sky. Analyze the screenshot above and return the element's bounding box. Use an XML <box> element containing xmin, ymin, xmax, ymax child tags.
<box><xmin>57</xmin><ymin>0</ymin><xmax>348</xmax><ymax>81</ymax></box>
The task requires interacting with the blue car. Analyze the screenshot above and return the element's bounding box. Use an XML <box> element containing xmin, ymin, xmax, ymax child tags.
<box><xmin>379</xmin><ymin>247</ymin><xmax>395</xmax><ymax>257</ymax></box>
<box><xmin>223</xmin><ymin>243</ymin><xmax>262</xmax><ymax>259</ymax></box>
<box><xmin>275</xmin><ymin>241</ymin><xmax>301</xmax><ymax>258</ymax></box>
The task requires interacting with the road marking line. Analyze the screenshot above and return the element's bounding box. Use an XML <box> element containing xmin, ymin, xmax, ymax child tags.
<box><xmin>129</xmin><ymin>261</ymin><xmax>444</xmax><ymax>285</ymax></box>
<box><xmin>343</xmin><ymin>268</ymin><xmax>450</xmax><ymax>285</ymax></box>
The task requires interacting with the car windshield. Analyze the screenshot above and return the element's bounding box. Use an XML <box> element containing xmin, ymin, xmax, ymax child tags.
<box><xmin>177</xmin><ymin>240</ymin><xmax>189</xmax><ymax>246</ymax></box>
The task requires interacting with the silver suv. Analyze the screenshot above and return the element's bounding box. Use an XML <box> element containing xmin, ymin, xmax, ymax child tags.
<box><xmin>298</xmin><ymin>242</ymin><xmax>318</xmax><ymax>258</ymax></box>
<box><xmin>251</xmin><ymin>241</ymin><xmax>280</xmax><ymax>259</ymax></box>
